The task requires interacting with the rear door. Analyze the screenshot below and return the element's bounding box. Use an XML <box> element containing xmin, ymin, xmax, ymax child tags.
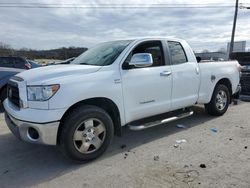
<box><xmin>167</xmin><ymin>41</ymin><xmax>200</xmax><ymax>110</ymax></box>
<box><xmin>121</xmin><ymin>40</ymin><xmax>172</xmax><ymax>123</ymax></box>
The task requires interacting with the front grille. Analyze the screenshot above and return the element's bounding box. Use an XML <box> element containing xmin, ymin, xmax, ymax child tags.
<box><xmin>7</xmin><ymin>81</ymin><xmax>20</xmax><ymax>108</ymax></box>
<box><xmin>241</xmin><ymin>72</ymin><xmax>250</xmax><ymax>95</ymax></box>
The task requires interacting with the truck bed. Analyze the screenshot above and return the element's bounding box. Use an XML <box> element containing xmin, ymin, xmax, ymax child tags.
<box><xmin>197</xmin><ymin>61</ymin><xmax>239</xmax><ymax>103</ymax></box>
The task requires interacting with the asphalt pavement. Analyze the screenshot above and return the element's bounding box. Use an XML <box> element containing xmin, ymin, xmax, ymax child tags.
<box><xmin>0</xmin><ymin>102</ymin><xmax>249</xmax><ymax>188</ymax></box>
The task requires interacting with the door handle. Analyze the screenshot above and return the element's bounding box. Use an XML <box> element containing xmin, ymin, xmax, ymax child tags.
<box><xmin>160</xmin><ymin>71</ymin><xmax>172</xmax><ymax>77</ymax></box>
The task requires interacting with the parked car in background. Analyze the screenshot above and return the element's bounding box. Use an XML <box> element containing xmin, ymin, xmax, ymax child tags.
<box><xmin>0</xmin><ymin>67</ymin><xmax>23</xmax><ymax>103</ymax></box>
<box><xmin>230</xmin><ymin>52</ymin><xmax>250</xmax><ymax>97</ymax></box>
<box><xmin>27</xmin><ymin>60</ymin><xmax>41</xmax><ymax>68</ymax></box>
<box><xmin>0</xmin><ymin>58</ymin><xmax>39</xmax><ymax>103</ymax></box>
<box><xmin>0</xmin><ymin>56</ymin><xmax>31</xmax><ymax>69</ymax></box>
<box><xmin>241</xmin><ymin>65</ymin><xmax>250</xmax><ymax>96</ymax></box>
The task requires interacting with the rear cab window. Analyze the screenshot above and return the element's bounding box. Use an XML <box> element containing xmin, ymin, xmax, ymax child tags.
<box><xmin>167</xmin><ymin>41</ymin><xmax>188</xmax><ymax>65</ymax></box>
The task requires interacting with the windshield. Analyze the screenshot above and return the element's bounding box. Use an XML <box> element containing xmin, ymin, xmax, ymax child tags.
<box><xmin>71</xmin><ymin>40</ymin><xmax>132</xmax><ymax>66</ymax></box>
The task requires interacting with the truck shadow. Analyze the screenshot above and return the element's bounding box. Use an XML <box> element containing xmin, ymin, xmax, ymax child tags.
<box><xmin>0</xmin><ymin>105</ymin><xmax>219</xmax><ymax>187</ymax></box>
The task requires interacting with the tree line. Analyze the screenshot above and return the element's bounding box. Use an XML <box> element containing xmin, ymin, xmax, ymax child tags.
<box><xmin>0</xmin><ymin>42</ymin><xmax>88</xmax><ymax>60</ymax></box>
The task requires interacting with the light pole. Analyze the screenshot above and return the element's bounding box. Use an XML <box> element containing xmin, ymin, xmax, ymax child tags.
<box><xmin>229</xmin><ymin>0</ymin><xmax>239</xmax><ymax>57</ymax></box>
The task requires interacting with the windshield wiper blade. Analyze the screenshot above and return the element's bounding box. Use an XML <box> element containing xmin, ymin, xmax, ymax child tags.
<box><xmin>79</xmin><ymin>63</ymin><xmax>91</xmax><ymax>65</ymax></box>
<box><xmin>79</xmin><ymin>63</ymin><xmax>101</xmax><ymax>66</ymax></box>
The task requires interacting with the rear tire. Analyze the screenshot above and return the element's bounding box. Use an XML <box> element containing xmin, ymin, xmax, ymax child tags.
<box><xmin>205</xmin><ymin>84</ymin><xmax>230</xmax><ymax>116</ymax></box>
<box><xmin>59</xmin><ymin>105</ymin><xmax>114</xmax><ymax>161</ymax></box>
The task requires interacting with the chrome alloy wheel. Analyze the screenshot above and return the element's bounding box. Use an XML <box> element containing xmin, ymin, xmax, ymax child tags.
<box><xmin>73</xmin><ymin>118</ymin><xmax>106</xmax><ymax>154</ymax></box>
<box><xmin>215</xmin><ymin>90</ymin><xmax>227</xmax><ymax>111</ymax></box>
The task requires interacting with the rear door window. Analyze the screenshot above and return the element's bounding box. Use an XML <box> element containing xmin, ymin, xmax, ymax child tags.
<box><xmin>167</xmin><ymin>41</ymin><xmax>187</xmax><ymax>65</ymax></box>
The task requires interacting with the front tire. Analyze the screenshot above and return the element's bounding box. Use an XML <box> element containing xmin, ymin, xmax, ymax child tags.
<box><xmin>205</xmin><ymin>84</ymin><xmax>230</xmax><ymax>116</ymax></box>
<box><xmin>59</xmin><ymin>105</ymin><xmax>114</xmax><ymax>161</ymax></box>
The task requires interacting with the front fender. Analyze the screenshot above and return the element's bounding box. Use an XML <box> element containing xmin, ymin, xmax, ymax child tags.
<box><xmin>47</xmin><ymin>69</ymin><xmax>126</xmax><ymax>125</ymax></box>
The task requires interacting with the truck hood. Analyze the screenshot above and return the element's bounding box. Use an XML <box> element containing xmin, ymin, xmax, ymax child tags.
<box><xmin>16</xmin><ymin>65</ymin><xmax>102</xmax><ymax>84</ymax></box>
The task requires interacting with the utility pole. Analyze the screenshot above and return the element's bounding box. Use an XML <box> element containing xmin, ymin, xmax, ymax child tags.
<box><xmin>229</xmin><ymin>0</ymin><xmax>239</xmax><ymax>57</ymax></box>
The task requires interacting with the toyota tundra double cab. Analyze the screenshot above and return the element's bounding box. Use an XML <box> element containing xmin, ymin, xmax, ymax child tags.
<box><xmin>4</xmin><ymin>38</ymin><xmax>241</xmax><ymax>161</ymax></box>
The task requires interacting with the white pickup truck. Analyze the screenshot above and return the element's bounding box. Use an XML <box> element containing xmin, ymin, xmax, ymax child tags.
<box><xmin>4</xmin><ymin>38</ymin><xmax>240</xmax><ymax>161</ymax></box>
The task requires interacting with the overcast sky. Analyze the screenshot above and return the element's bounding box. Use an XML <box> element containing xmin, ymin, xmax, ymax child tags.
<box><xmin>0</xmin><ymin>0</ymin><xmax>250</xmax><ymax>52</ymax></box>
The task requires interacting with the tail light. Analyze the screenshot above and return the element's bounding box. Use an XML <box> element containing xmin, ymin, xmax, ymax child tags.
<box><xmin>236</xmin><ymin>62</ymin><xmax>242</xmax><ymax>78</ymax></box>
<box><xmin>25</xmin><ymin>62</ymin><xmax>31</xmax><ymax>69</ymax></box>
<box><xmin>236</xmin><ymin>62</ymin><xmax>242</xmax><ymax>72</ymax></box>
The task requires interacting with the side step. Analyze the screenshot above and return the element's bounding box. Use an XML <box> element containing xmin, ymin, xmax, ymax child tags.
<box><xmin>128</xmin><ymin>109</ymin><xmax>194</xmax><ymax>131</ymax></box>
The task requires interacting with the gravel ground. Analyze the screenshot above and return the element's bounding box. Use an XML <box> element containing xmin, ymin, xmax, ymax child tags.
<box><xmin>0</xmin><ymin>101</ymin><xmax>249</xmax><ymax>188</ymax></box>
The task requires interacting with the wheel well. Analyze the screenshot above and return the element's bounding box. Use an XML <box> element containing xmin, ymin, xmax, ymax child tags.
<box><xmin>58</xmin><ymin>98</ymin><xmax>122</xmax><ymax>142</ymax></box>
<box><xmin>216</xmin><ymin>78</ymin><xmax>232</xmax><ymax>102</ymax></box>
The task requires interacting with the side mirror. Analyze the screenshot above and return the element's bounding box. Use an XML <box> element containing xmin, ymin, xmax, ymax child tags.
<box><xmin>129</xmin><ymin>53</ymin><xmax>153</xmax><ymax>68</ymax></box>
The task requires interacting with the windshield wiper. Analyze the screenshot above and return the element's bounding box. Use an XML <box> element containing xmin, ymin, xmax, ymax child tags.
<box><xmin>79</xmin><ymin>63</ymin><xmax>100</xmax><ymax>66</ymax></box>
<box><xmin>79</xmin><ymin>63</ymin><xmax>91</xmax><ymax>65</ymax></box>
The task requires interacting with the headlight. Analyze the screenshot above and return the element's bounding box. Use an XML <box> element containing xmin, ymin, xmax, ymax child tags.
<box><xmin>27</xmin><ymin>85</ymin><xmax>60</xmax><ymax>101</ymax></box>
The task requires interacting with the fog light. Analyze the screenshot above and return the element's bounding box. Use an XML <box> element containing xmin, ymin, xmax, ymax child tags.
<box><xmin>28</xmin><ymin>127</ymin><xmax>39</xmax><ymax>140</ymax></box>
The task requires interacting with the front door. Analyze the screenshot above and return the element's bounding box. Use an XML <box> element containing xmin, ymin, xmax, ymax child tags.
<box><xmin>121</xmin><ymin>40</ymin><xmax>172</xmax><ymax>123</ymax></box>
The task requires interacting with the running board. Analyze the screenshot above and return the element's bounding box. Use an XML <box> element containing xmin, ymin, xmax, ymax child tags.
<box><xmin>128</xmin><ymin>110</ymin><xmax>194</xmax><ymax>131</ymax></box>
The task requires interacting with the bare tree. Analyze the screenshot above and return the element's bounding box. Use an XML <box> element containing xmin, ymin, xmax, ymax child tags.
<box><xmin>202</xmin><ymin>49</ymin><xmax>209</xmax><ymax>53</ymax></box>
<box><xmin>0</xmin><ymin>42</ymin><xmax>13</xmax><ymax>56</ymax></box>
<box><xmin>0</xmin><ymin>41</ymin><xmax>87</xmax><ymax>59</ymax></box>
